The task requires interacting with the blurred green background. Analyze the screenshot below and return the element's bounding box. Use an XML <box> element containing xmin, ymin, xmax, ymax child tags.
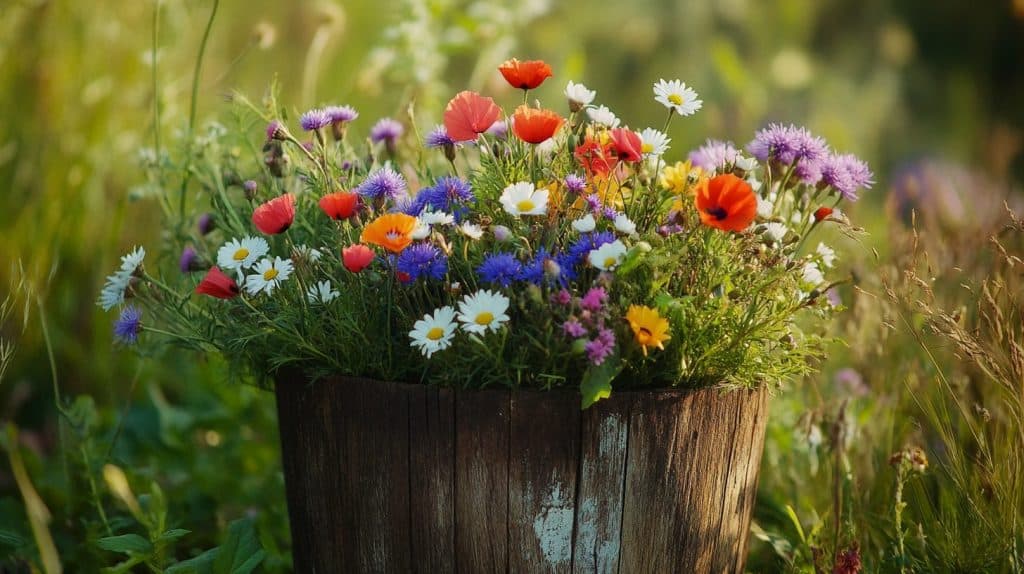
<box><xmin>1</xmin><ymin>0</ymin><xmax>1022</xmax><ymax>571</ymax></box>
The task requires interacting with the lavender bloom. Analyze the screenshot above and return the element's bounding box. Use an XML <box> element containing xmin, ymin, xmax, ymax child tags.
<box><xmin>357</xmin><ymin>166</ymin><xmax>408</xmax><ymax>200</ymax></box>
<box><xmin>476</xmin><ymin>253</ymin><xmax>521</xmax><ymax>287</ymax></box>
<box><xmin>563</xmin><ymin>318</ymin><xmax>588</xmax><ymax>338</ymax></box>
<box><xmin>747</xmin><ymin>123</ymin><xmax>829</xmax><ymax>165</ymax></box>
<box><xmin>688</xmin><ymin>139</ymin><xmax>740</xmax><ymax>172</ymax></box>
<box><xmin>396</xmin><ymin>244</ymin><xmax>448</xmax><ymax>282</ymax></box>
<box><xmin>821</xmin><ymin>153</ymin><xmax>874</xmax><ymax>201</ymax></box>
<box><xmin>580</xmin><ymin>287</ymin><xmax>607</xmax><ymax>312</ymax></box>
<box><xmin>266</xmin><ymin>120</ymin><xmax>286</xmax><ymax>141</ymax></box>
<box><xmin>564</xmin><ymin>174</ymin><xmax>587</xmax><ymax>194</ymax></box>
<box><xmin>197</xmin><ymin>213</ymin><xmax>215</xmax><ymax>235</ymax></box>
<box><xmin>370</xmin><ymin>118</ymin><xmax>404</xmax><ymax>144</ymax></box>
<box><xmin>324</xmin><ymin>105</ymin><xmax>358</xmax><ymax>124</ymax></box>
<box><xmin>300</xmin><ymin>108</ymin><xmax>332</xmax><ymax>131</ymax></box>
<box><xmin>113</xmin><ymin>305</ymin><xmax>143</xmax><ymax>344</ymax></box>
<box><xmin>585</xmin><ymin>328</ymin><xmax>616</xmax><ymax>365</ymax></box>
<box><xmin>425</xmin><ymin>125</ymin><xmax>457</xmax><ymax>149</ymax></box>
<box><xmin>486</xmin><ymin>120</ymin><xmax>508</xmax><ymax>139</ymax></box>
<box><xmin>179</xmin><ymin>246</ymin><xmax>201</xmax><ymax>273</ymax></box>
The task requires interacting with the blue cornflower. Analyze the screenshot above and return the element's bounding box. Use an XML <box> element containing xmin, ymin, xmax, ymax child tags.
<box><xmin>562</xmin><ymin>231</ymin><xmax>616</xmax><ymax>279</ymax></box>
<box><xmin>300</xmin><ymin>108</ymin><xmax>332</xmax><ymax>131</ymax></box>
<box><xmin>425</xmin><ymin>125</ymin><xmax>457</xmax><ymax>149</ymax></box>
<box><xmin>357</xmin><ymin>166</ymin><xmax>407</xmax><ymax>200</ymax></box>
<box><xmin>370</xmin><ymin>118</ymin><xmax>404</xmax><ymax>144</ymax></box>
<box><xmin>476</xmin><ymin>253</ymin><xmax>521</xmax><ymax>288</ymax></box>
<box><xmin>396</xmin><ymin>243</ymin><xmax>448</xmax><ymax>282</ymax></box>
<box><xmin>408</xmin><ymin>176</ymin><xmax>475</xmax><ymax>218</ymax></box>
<box><xmin>519</xmin><ymin>247</ymin><xmax>565</xmax><ymax>287</ymax></box>
<box><xmin>113</xmin><ymin>305</ymin><xmax>143</xmax><ymax>344</ymax></box>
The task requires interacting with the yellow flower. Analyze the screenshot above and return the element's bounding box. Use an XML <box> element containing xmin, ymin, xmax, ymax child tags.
<box><xmin>626</xmin><ymin>305</ymin><xmax>671</xmax><ymax>356</ymax></box>
<box><xmin>660</xmin><ymin>160</ymin><xmax>703</xmax><ymax>195</ymax></box>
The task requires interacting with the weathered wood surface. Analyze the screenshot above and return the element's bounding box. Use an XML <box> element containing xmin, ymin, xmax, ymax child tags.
<box><xmin>275</xmin><ymin>375</ymin><xmax>769</xmax><ymax>574</ymax></box>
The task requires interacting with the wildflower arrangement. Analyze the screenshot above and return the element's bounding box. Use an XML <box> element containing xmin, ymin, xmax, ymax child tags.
<box><xmin>99</xmin><ymin>59</ymin><xmax>872</xmax><ymax>407</ymax></box>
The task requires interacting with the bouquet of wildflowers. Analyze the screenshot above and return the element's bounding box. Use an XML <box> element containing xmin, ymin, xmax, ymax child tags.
<box><xmin>99</xmin><ymin>58</ymin><xmax>872</xmax><ymax>407</ymax></box>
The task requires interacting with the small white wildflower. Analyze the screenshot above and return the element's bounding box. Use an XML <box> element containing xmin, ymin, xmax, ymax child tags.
<box><xmin>588</xmin><ymin>240</ymin><xmax>627</xmax><ymax>271</ymax></box>
<box><xmin>306</xmin><ymin>280</ymin><xmax>339</xmax><ymax>304</ymax></box>
<box><xmin>613</xmin><ymin>214</ymin><xmax>637</xmax><ymax>235</ymax></box>
<box><xmin>816</xmin><ymin>243</ymin><xmax>836</xmax><ymax>268</ymax></box>
<box><xmin>565</xmin><ymin>81</ymin><xmax>596</xmax><ymax>111</ymax></box>
<box><xmin>586</xmin><ymin>105</ymin><xmax>620</xmax><ymax>128</ymax></box>
<box><xmin>572</xmin><ymin>214</ymin><xmax>596</xmax><ymax>233</ymax></box>
<box><xmin>458</xmin><ymin>221</ymin><xmax>484</xmax><ymax>240</ymax></box>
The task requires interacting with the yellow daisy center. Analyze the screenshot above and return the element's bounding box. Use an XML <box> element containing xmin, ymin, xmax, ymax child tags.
<box><xmin>667</xmin><ymin>93</ymin><xmax>684</xmax><ymax>105</ymax></box>
<box><xmin>426</xmin><ymin>326</ymin><xmax>445</xmax><ymax>341</ymax></box>
<box><xmin>516</xmin><ymin>199</ymin><xmax>536</xmax><ymax>212</ymax></box>
<box><xmin>604</xmin><ymin>256</ymin><xmax>617</xmax><ymax>268</ymax></box>
<box><xmin>263</xmin><ymin>268</ymin><xmax>279</xmax><ymax>281</ymax></box>
<box><xmin>233</xmin><ymin>248</ymin><xmax>250</xmax><ymax>261</ymax></box>
<box><xmin>641</xmin><ymin>143</ymin><xmax>654</xmax><ymax>153</ymax></box>
<box><xmin>474</xmin><ymin>312</ymin><xmax>494</xmax><ymax>326</ymax></box>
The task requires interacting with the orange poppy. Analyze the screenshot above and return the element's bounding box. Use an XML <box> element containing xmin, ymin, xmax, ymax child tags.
<box><xmin>498</xmin><ymin>58</ymin><xmax>553</xmax><ymax>90</ymax></box>
<box><xmin>694</xmin><ymin>174</ymin><xmax>757</xmax><ymax>232</ymax></box>
<box><xmin>574</xmin><ymin>136</ymin><xmax>618</xmax><ymax>176</ymax></box>
<box><xmin>319</xmin><ymin>191</ymin><xmax>360</xmax><ymax>220</ymax></box>
<box><xmin>443</xmin><ymin>91</ymin><xmax>502</xmax><ymax>142</ymax></box>
<box><xmin>252</xmin><ymin>193</ymin><xmax>295</xmax><ymax>235</ymax></box>
<box><xmin>511</xmin><ymin>105</ymin><xmax>563</xmax><ymax>144</ymax></box>
<box><xmin>360</xmin><ymin>213</ymin><xmax>418</xmax><ymax>253</ymax></box>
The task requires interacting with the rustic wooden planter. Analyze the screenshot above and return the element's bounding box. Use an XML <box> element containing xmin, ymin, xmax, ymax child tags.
<box><xmin>275</xmin><ymin>375</ymin><xmax>769</xmax><ymax>573</ymax></box>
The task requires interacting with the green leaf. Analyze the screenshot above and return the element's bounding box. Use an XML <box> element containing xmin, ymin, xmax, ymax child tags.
<box><xmin>158</xmin><ymin>528</ymin><xmax>191</xmax><ymax>542</ymax></box>
<box><xmin>166</xmin><ymin>548</ymin><xmax>218</xmax><ymax>574</ymax></box>
<box><xmin>213</xmin><ymin>518</ymin><xmax>266</xmax><ymax>574</ymax></box>
<box><xmin>580</xmin><ymin>355</ymin><xmax>622</xmax><ymax>409</ymax></box>
<box><xmin>97</xmin><ymin>533</ymin><xmax>153</xmax><ymax>555</ymax></box>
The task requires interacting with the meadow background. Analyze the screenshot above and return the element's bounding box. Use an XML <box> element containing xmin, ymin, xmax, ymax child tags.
<box><xmin>1</xmin><ymin>0</ymin><xmax>1022</xmax><ymax>571</ymax></box>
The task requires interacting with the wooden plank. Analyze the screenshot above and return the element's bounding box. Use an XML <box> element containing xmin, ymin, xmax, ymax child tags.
<box><xmin>408</xmin><ymin>385</ymin><xmax>456</xmax><ymax>573</ymax></box>
<box><xmin>572</xmin><ymin>393</ymin><xmax>633</xmax><ymax>574</ymax></box>
<box><xmin>454</xmin><ymin>389</ymin><xmax>510</xmax><ymax>573</ymax></box>
<box><xmin>508</xmin><ymin>391</ymin><xmax>581</xmax><ymax>573</ymax></box>
<box><xmin>732</xmin><ymin>389</ymin><xmax>769</xmax><ymax>573</ymax></box>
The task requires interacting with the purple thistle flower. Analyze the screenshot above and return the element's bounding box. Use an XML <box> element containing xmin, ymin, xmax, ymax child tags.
<box><xmin>486</xmin><ymin>120</ymin><xmax>508</xmax><ymax>140</ymax></box>
<box><xmin>370</xmin><ymin>118</ymin><xmax>404</xmax><ymax>144</ymax></box>
<box><xmin>197</xmin><ymin>213</ymin><xmax>215</xmax><ymax>235</ymax></box>
<box><xmin>585</xmin><ymin>328</ymin><xmax>616</xmax><ymax>365</ymax></box>
<box><xmin>300</xmin><ymin>108</ymin><xmax>332</xmax><ymax>131</ymax></box>
<box><xmin>551</xmin><ymin>289</ymin><xmax>572</xmax><ymax>306</ymax></box>
<box><xmin>601</xmin><ymin>206</ymin><xmax>619</xmax><ymax>221</ymax></box>
<box><xmin>688</xmin><ymin>139</ymin><xmax>740</xmax><ymax>171</ymax></box>
<box><xmin>476</xmin><ymin>253</ymin><xmax>521</xmax><ymax>287</ymax></box>
<box><xmin>794</xmin><ymin>158</ymin><xmax>822</xmax><ymax>185</ymax></box>
<box><xmin>747</xmin><ymin>123</ymin><xmax>829</xmax><ymax>165</ymax></box>
<box><xmin>179</xmin><ymin>246</ymin><xmax>201</xmax><ymax>273</ymax></box>
<box><xmin>266</xmin><ymin>120</ymin><xmax>286</xmax><ymax>141</ymax></box>
<box><xmin>821</xmin><ymin>153</ymin><xmax>874</xmax><ymax>201</ymax></box>
<box><xmin>564</xmin><ymin>174</ymin><xmax>587</xmax><ymax>194</ymax></box>
<box><xmin>425</xmin><ymin>125</ymin><xmax>457</xmax><ymax>149</ymax></box>
<box><xmin>584</xmin><ymin>193</ymin><xmax>602</xmax><ymax>214</ymax></box>
<box><xmin>113</xmin><ymin>305</ymin><xmax>143</xmax><ymax>344</ymax></box>
<box><xmin>580</xmin><ymin>286</ymin><xmax>607</xmax><ymax>312</ymax></box>
<box><xmin>357</xmin><ymin>166</ymin><xmax>408</xmax><ymax>200</ymax></box>
<box><xmin>324</xmin><ymin>105</ymin><xmax>358</xmax><ymax>124</ymax></box>
<box><xmin>396</xmin><ymin>243</ymin><xmax>448</xmax><ymax>282</ymax></box>
<box><xmin>563</xmin><ymin>318</ymin><xmax>588</xmax><ymax>338</ymax></box>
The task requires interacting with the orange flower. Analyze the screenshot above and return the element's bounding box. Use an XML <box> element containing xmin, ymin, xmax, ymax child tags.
<box><xmin>694</xmin><ymin>174</ymin><xmax>757</xmax><ymax>232</ymax></box>
<box><xmin>498</xmin><ymin>58</ymin><xmax>553</xmax><ymax>90</ymax></box>
<box><xmin>610</xmin><ymin>128</ymin><xmax>643</xmax><ymax>163</ymax></box>
<box><xmin>252</xmin><ymin>193</ymin><xmax>295</xmax><ymax>235</ymax></box>
<box><xmin>574</xmin><ymin>136</ymin><xmax>618</xmax><ymax>176</ymax></box>
<box><xmin>319</xmin><ymin>191</ymin><xmax>360</xmax><ymax>220</ymax></box>
<box><xmin>511</xmin><ymin>105</ymin><xmax>563</xmax><ymax>144</ymax></box>
<box><xmin>443</xmin><ymin>91</ymin><xmax>502</xmax><ymax>142</ymax></box>
<box><xmin>360</xmin><ymin>213</ymin><xmax>418</xmax><ymax>253</ymax></box>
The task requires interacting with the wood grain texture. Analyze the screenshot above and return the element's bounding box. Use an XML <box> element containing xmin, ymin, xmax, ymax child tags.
<box><xmin>275</xmin><ymin>377</ymin><xmax>769</xmax><ymax>574</ymax></box>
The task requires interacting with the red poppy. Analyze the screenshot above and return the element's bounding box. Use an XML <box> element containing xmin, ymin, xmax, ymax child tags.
<box><xmin>443</xmin><ymin>91</ymin><xmax>501</xmax><ymax>142</ymax></box>
<box><xmin>511</xmin><ymin>105</ymin><xmax>564</xmax><ymax>144</ymax></box>
<box><xmin>574</xmin><ymin>136</ymin><xmax>618</xmax><ymax>176</ymax></box>
<box><xmin>195</xmin><ymin>267</ymin><xmax>239</xmax><ymax>299</ymax></box>
<box><xmin>498</xmin><ymin>58</ymin><xmax>553</xmax><ymax>90</ymax></box>
<box><xmin>319</xmin><ymin>191</ymin><xmax>360</xmax><ymax>220</ymax></box>
<box><xmin>342</xmin><ymin>244</ymin><xmax>376</xmax><ymax>273</ymax></box>
<box><xmin>695</xmin><ymin>174</ymin><xmax>757</xmax><ymax>232</ymax></box>
<box><xmin>814</xmin><ymin>206</ymin><xmax>834</xmax><ymax>222</ymax></box>
<box><xmin>610</xmin><ymin>128</ymin><xmax>643</xmax><ymax>163</ymax></box>
<box><xmin>252</xmin><ymin>193</ymin><xmax>295</xmax><ymax>235</ymax></box>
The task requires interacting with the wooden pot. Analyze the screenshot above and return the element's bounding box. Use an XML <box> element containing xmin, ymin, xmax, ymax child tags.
<box><xmin>275</xmin><ymin>375</ymin><xmax>769</xmax><ymax>573</ymax></box>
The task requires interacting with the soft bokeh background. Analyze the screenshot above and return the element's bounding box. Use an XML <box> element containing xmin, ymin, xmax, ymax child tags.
<box><xmin>1</xmin><ymin>0</ymin><xmax>1022</xmax><ymax>570</ymax></box>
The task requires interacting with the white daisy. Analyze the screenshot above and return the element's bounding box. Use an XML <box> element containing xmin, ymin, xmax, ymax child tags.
<box><xmin>411</xmin><ymin>220</ymin><xmax>432</xmax><ymax>240</ymax></box>
<box><xmin>409</xmin><ymin>306</ymin><xmax>458</xmax><ymax>358</ymax></box>
<box><xmin>245</xmin><ymin>257</ymin><xmax>293</xmax><ymax>295</ymax></box>
<box><xmin>457</xmin><ymin>290</ymin><xmax>510</xmax><ymax>335</ymax></box>
<box><xmin>97</xmin><ymin>270</ymin><xmax>131</xmax><ymax>311</ymax></box>
<box><xmin>756</xmin><ymin>195</ymin><xmax>774</xmax><ymax>218</ymax></box>
<box><xmin>613</xmin><ymin>214</ymin><xmax>637</xmax><ymax>235</ymax></box>
<box><xmin>119</xmin><ymin>246</ymin><xmax>146</xmax><ymax>274</ymax></box>
<box><xmin>816</xmin><ymin>243</ymin><xmax>836</xmax><ymax>268</ymax></box>
<box><xmin>294</xmin><ymin>244</ymin><xmax>323</xmax><ymax>263</ymax></box>
<box><xmin>420</xmin><ymin>210</ymin><xmax>455</xmax><ymax>226</ymax></box>
<box><xmin>565</xmin><ymin>81</ymin><xmax>596</xmax><ymax>111</ymax></box>
<box><xmin>763</xmin><ymin>222</ymin><xmax>789</xmax><ymax>243</ymax></box>
<box><xmin>458</xmin><ymin>221</ymin><xmax>484</xmax><ymax>240</ymax></box>
<box><xmin>638</xmin><ymin>128</ymin><xmax>670</xmax><ymax>157</ymax></box>
<box><xmin>571</xmin><ymin>213</ymin><xmax>596</xmax><ymax>233</ymax></box>
<box><xmin>217</xmin><ymin>236</ymin><xmax>269</xmax><ymax>272</ymax></box>
<box><xmin>801</xmin><ymin>261</ymin><xmax>825</xmax><ymax>287</ymax></box>
<box><xmin>588</xmin><ymin>240</ymin><xmax>628</xmax><ymax>271</ymax></box>
<box><xmin>306</xmin><ymin>280</ymin><xmax>340</xmax><ymax>304</ymax></box>
<box><xmin>653</xmin><ymin>79</ymin><xmax>702</xmax><ymax>116</ymax></box>
<box><xmin>586</xmin><ymin>105</ymin><xmax>620</xmax><ymax>128</ymax></box>
<box><xmin>747</xmin><ymin>174</ymin><xmax>763</xmax><ymax>193</ymax></box>
<box><xmin>500</xmin><ymin>182</ymin><xmax>549</xmax><ymax>217</ymax></box>
<box><xmin>536</xmin><ymin>137</ymin><xmax>558</xmax><ymax>158</ymax></box>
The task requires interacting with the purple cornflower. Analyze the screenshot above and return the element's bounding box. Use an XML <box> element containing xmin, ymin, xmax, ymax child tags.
<box><xmin>820</xmin><ymin>153</ymin><xmax>874</xmax><ymax>201</ymax></box>
<box><xmin>747</xmin><ymin>123</ymin><xmax>828</xmax><ymax>165</ymax></box>
<box><xmin>794</xmin><ymin>158</ymin><xmax>822</xmax><ymax>185</ymax></box>
<box><xmin>113</xmin><ymin>305</ymin><xmax>143</xmax><ymax>344</ymax></box>
<box><xmin>407</xmin><ymin>176</ymin><xmax>475</xmax><ymax>217</ymax></box>
<box><xmin>688</xmin><ymin>139</ymin><xmax>740</xmax><ymax>171</ymax></box>
<box><xmin>266</xmin><ymin>120</ymin><xmax>286</xmax><ymax>141</ymax></box>
<box><xmin>584</xmin><ymin>193</ymin><xmax>602</xmax><ymax>214</ymax></box>
<box><xmin>370</xmin><ymin>118</ymin><xmax>404</xmax><ymax>144</ymax></box>
<box><xmin>179</xmin><ymin>246</ymin><xmax>201</xmax><ymax>273</ymax></box>
<box><xmin>476</xmin><ymin>253</ymin><xmax>521</xmax><ymax>287</ymax></box>
<box><xmin>425</xmin><ymin>125</ymin><xmax>457</xmax><ymax>149</ymax></box>
<box><xmin>580</xmin><ymin>286</ymin><xmax>607</xmax><ymax>312</ymax></box>
<box><xmin>562</xmin><ymin>318</ymin><xmax>587</xmax><ymax>338</ymax></box>
<box><xmin>396</xmin><ymin>243</ymin><xmax>448</xmax><ymax>282</ymax></box>
<box><xmin>357</xmin><ymin>166</ymin><xmax>408</xmax><ymax>200</ymax></box>
<box><xmin>564</xmin><ymin>174</ymin><xmax>587</xmax><ymax>194</ymax></box>
<box><xmin>486</xmin><ymin>120</ymin><xmax>507</xmax><ymax>139</ymax></box>
<box><xmin>197</xmin><ymin>213</ymin><xmax>215</xmax><ymax>235</ymax></box>
<box><xmin>585</xmin><ymin>328</ymin><xmax>616</xmax><ymax>365</ymax></box>
<box><xmin>601</xmin><ymin>206</ymin><xmax>618</xmax><ymax>221</ymax></box>
<box><xmin>324</xmin><ymin>105</ymin><xmax>358</xmax><ymax>124</ymax></box>
<box><xmin>300</xmin><ymin>108</ymin><xmax>332</xmax><ymax>131</ymax></box>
